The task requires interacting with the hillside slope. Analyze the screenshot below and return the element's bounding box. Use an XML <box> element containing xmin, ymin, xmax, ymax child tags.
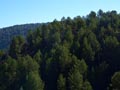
<box><xmin>1</xmin><ymin>10</ymin><xmax>120</xmax><ymax>90</ymax></box>
<box><xmin>0</xmin><ymin>23</ymin><xmax>40</xmax><ymax>50</ymax></box>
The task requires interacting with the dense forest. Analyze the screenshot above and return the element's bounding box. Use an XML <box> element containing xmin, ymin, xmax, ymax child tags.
<box><xmin>1</xmin><ymin>10</ymin><xmax>120</xmax><ymax>90</ymax></box>
<box><xmin>0</xmin><ymin>23</ymin><xmax>40</xmax><ymax>50</ymax></box>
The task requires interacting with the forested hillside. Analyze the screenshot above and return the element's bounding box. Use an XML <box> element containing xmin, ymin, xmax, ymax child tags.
<box><xmin>1</xmin><ymin>10</ymin><xmax>120</xmax><ymax>90</ymax></box>
<box><xmin>0</xmin><ymin>23</ymin><xmax>40</xmax><ymax>50</ymax></box>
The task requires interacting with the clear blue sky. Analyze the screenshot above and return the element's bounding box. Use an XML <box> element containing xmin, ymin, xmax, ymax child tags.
<box><xmin>0</xmin><ymin>0</ymin><xmax>119</xmax><ymax>28</ymax></box>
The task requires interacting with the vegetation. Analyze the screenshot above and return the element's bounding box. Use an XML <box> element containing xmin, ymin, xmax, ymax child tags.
<box><xmin>1</xmin><ymin>10</ymin><xmax>120</xmax><ymax>90</ymax></box>
<box><xmin>0</xmin><ymin>24</ymin><xmax>40</xmax><ymax>50</ymax></box>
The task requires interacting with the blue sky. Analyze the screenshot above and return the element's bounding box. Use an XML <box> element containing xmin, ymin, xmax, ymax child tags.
<box><xmin>0</xmin><ymin>0</ymin><xmax>119</xmax><ymax>28</ymax></box>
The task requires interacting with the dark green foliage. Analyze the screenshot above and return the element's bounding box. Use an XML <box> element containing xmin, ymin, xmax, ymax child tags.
<box><xmin>24</xmin><ymin>71</ymin><xmax>44</xmax><ymax>90</ymax></box>
<box><xmin>0</xmin><ymin>24</ymin><xmax>40</xmax><ymax>50</ymax></box>
<box><xmin>33</xmin><ymin>50</ymin><xmax>42</xmax><ymax>64</ymax></box>
<box><xmin>68</xmin><ymin>59</ymin><xmax>92</xmax><ymax>90</ymax></box>
<box><xmin>83</xmin><ymin>80</ymin><xmax>93</xmax><ymax>90</ymax></box>
<box><xmin>110</xmin><ymin>72</ymin><xmax>120</xmax><ymax>90</ymax></box>
<box><xmin>0</xmin><ymin>57</ymin><xmax>18</xmax><ymax>90</ymax></box>
<box><xmin>68</xmin><ymin>68</ymin><xmax>83</xmax><ymax>90</ymax></box>
<box><xmin>57</xmin><ymin>74</ymin><xmax>66</xmax><ymax>90</ymax></box>
<box><xmin>1</xmin><ymin>10</ymin><xmax>120</xmax><ymax>90</ymax></box>
<box><xmin>9</xmin><ymin>36</ymin><xmax>25</xmax><ymax>58</ymax></box>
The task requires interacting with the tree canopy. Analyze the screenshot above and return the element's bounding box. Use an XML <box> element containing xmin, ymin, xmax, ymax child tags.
<box><xmin>1</xmin><ymin>10</ymin><xmax>120</xmax><ymax>90</ymax></box>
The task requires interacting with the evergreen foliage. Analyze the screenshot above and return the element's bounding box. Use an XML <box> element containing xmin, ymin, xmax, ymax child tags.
<box><xmin>1</xmin><ymin>10</ymin><xmax>120</xmax><ymax>90</ymax></box>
